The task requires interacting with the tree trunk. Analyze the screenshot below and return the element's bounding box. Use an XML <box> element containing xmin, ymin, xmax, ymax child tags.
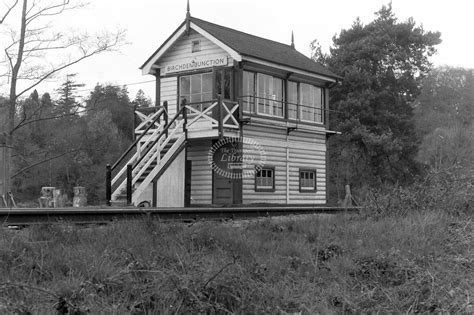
<box><xmin>3</xmin><ymin>0</ymin><xmax>27</xmax><ymax>200</ymax></box>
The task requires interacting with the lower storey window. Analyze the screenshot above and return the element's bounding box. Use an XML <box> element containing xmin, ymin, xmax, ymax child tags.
<box><xmin>299</xmin><ymin>169</ymin><xmax>316</xmax><ymax>192</ymax></box>
<box><xmin>255</xmin><ymin>167</ymin><xmax>275</xmax><ymax>192</ymax></box>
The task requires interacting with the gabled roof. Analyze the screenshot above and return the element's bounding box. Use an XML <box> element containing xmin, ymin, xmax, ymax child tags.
<box><xmin>189</xmin><ymin>17</ymin><xmax>339</xmax><ymax>79</ymax></box>
<box><xmin>141</xmin><ymin>16</ymin><xmax>340</xmax><ymax>81</ymax></box>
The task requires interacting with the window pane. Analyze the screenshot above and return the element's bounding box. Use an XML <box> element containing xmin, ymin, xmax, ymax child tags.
<box><xmin>314</xmin><ymin>87</ymin><xmax>322</xmax><ymax>123</ymax></box>
<box><xmin>191</xmin><ymin>75</ymin><xmax>201</xmax><ymax>95</ymax></box>
<box><xmin>202</xmin><ymin>73</ymin><xmax>212</xmax><ymax>93</ymax></box>
<box><xmin>180</xmin><ymin>72</ymin><xmax>216</xmax><ymax>112</ymax></box>
<box><xmin>300</xmin><ymin>83</ymin><xmax>315</xmax><ymax>121</ymax></box>
<box><xmin>288</xmin><ymin>81</ymin><xmax>298</xmax><ymax>120</ymax></box>
<box><xmin>180</xmin><ymin>76</ymin><xmax>190</xmax><ymax>95</ymax></box>
<box><xmin>202</xmin><ymin>92</ymin><xmax>212</xmax><ymax>103</ymax></box>
<box><xmin>257</xmin><ymin>74</ymin><xmax>266</xmax><ymax>114</ymax></box>
<box><xmin>300</xmin><ymin>170</ymin><xmax>316</xmax><ymax>190</ymax></box>
<box><xmin>272</xmin><ymin>78</ymin><xmax>283</xmax><ymax>117</ymax></box>
<box><xmin>242</xmin><ymin>71</ymin><xmax>255</xmax><ymax>113</ymax></box>
<box><xmin>190</xmin><ymin>94</ymin><xmax>201</xmax><ymax>104</ymax></box>
<box><xmin>256</xmin><ymin>168</ymin><xmax>274</xmax><ymax>190</ymax></box>
<box><xmin>215</xmin><ymin>69</ymin><xmax>232</xmax><ymax>99</ymax></box>
<box><xmin>257</xmin><ymin>74</ymin><xmax>270</xmax><ymax>115</ymax></box>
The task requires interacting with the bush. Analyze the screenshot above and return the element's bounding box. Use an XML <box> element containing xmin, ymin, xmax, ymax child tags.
<box><xmin>362</xmin><ymin>168</ymin><xmax>473</xmax><ymax>218</ymax></box>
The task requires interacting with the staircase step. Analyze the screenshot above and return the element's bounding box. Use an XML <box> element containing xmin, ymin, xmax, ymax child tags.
<box><xmin>112</xmin><ymin>133</ymin><xmax>181</xmax><ymax>203</ymax></box>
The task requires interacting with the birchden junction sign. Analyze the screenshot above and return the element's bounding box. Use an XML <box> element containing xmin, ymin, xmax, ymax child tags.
<box><xmin>163</xmin><ymin>54</ymin><xmax>228</xmax><ymax>74</ymax></box>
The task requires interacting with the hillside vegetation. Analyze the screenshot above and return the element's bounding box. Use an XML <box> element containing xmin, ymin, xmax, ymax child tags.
<box><xmin>1</xmin><ymin>206</ymin><xmax>472</xmax><ymax>314</ymax></box>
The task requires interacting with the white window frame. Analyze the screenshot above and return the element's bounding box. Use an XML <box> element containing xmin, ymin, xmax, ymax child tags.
<box><xmin>242</xmin><ymin>71</ymin><xmax>255</xmax><ymax>113</ymax></box>
<box><xmin>179</xmin><ymin>72</ymin><xmax>212</xmax><ymax>105</ymax></box>
<box><xmin>191</xmin><ymin>40</ymin><xmax>201</xmax><ymax>53</ymax></box>
<box><xmin>299</xmin><ymin>169</ymin><xmax>317</xmax><ymax>192</ymax></box>
<box><xmin>255</xmin><ymin>167</ymin><xmax>275</xmax><ymax>192</ymax></box>
<box><xmin>299</xmin><ymin>83</ymin><xmax>323</xmax><ymax>123</ymax></box>
<box><xmin>256</xmin><ymin>73</ymin><xmax>284</xmax><ymax>118</ymax></box>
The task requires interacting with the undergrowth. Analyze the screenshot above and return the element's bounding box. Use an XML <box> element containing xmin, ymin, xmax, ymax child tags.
<box><xmin>361</xmin><ymin>168</ymin><xmax>473</xmax><ymax>218</ymax></box>
<box><xmin>0</xmin><ymin>209</ymin><xmax>472</xmax><ymax>313</ymax></box>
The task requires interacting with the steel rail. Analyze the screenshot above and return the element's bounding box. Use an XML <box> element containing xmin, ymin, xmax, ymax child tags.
<box><xmin>0</xmin><ymin>206</ymin><xmax>360</xmax><ymax>226</ymax></box>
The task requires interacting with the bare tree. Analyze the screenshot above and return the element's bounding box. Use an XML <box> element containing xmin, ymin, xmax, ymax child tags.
<box><xmin>0</xmin><ymin>0</ymin><xmax>126</xmax><ymax>202</ymax></box>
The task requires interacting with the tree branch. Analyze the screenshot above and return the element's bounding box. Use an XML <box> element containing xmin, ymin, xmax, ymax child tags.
<box><xmin>0</xmin><ymin>0</ymin><xmax>18</xmax><ymax>24</ymax></box>
<box><xmin>12</xmin><ymin>147</ymin><xmax>83</xmax><ymax>178</ymax></box>
<box><xmin>16</xmin><ymin>29</ymin><xmax>125</xmax><ymax>98</ymax></box>
<box><xmin>11</xmin><ymin>105</ymin><xmax>101</xmax><ymax>134</ymax></box>
<box><xmin>25</xmin><ymin>0</ymin><xmax>85</xmax><ymax>26</ymax></box>
<box><xmin>26</xmin><ymin>0</ymin><xmax>70</xmax><ymax>22</ymax></box>
<box><xmin>12</xmin><ymin>111</ymin><xmax>74</xmax><ymax>133</ymax></box>
<box><xmin>23</xmin><ymin>41</ymin><xmax>79</xmax><ymax>53</ymax></box>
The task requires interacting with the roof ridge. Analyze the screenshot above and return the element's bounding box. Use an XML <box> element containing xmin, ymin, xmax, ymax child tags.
<box><xmin>189</xmin><ymin>16</ymin><xmax>294</xmax><ymax>50</ymax></box>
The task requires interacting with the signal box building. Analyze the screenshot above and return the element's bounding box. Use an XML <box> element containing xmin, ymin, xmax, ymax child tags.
<box><xmin>107</xmin><ymin>10</ymin><xmax>340</xmax><ymax>207</ymax></box>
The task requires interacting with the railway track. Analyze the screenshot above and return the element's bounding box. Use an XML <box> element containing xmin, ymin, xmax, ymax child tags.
<box><xmin>0</xmin><ymin>205</ymin><xmax>360</xmax><ymax>226</ymax></box>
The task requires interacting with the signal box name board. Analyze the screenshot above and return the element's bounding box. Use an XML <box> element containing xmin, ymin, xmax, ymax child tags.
<box><xmin>164</xmin><ymin>55</ymin><xmax>228</xmax><ymax>74</ymax></box>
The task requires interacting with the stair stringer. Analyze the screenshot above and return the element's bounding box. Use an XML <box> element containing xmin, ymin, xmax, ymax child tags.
<box><xmin>132</xmin><ymin>134</ymin><xmax>186</xmax><ymax>206</ymax></box>
<box><xmin>110</xmin><ymin>121</ymin><xmax>165</xmax><ymax>201</ymax></box>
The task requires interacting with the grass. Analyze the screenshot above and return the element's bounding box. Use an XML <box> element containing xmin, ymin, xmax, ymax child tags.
<box><xmin>0</xmin><ymin>210</ymin><xmax>472</xmax><ymax>314</ymax></box>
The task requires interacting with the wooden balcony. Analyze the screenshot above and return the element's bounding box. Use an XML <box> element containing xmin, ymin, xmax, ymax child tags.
<box><xmin>183</xmin><ymin>98</ymin><xmax>240</xmax><ymax>139</ymax></box>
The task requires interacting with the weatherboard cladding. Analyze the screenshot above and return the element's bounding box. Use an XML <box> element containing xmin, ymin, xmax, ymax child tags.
<box><xmin>242</xmin><ymin>124</ymin><xmax>326</xmax><ymax>204</ymax></box>
<box><xmin>158</xmin><ymin>30</ymin><xmax>231</xmax><ymax>74</ymax></box>
<box><xmin>141</xmin><ymin>16</ymin><xmax>338</xmax><ymax>80</ymax></box>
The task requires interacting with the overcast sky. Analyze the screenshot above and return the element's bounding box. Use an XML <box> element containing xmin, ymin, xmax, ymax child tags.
<box><xmin>1</xmin><ymin>0</ymin><xmax>473</xmax><ymax>102</ymax></box>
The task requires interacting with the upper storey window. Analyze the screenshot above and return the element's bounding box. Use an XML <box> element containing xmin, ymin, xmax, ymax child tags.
<box><xmin>242</xmin><ymin>71</ymin><xmax>324</xmax><ymax>123</ymax></box>
<box><xmin>191</xmin><ymin>40</ymin><xmax>201</xmax><ymax>53</ymax></box>
<box><xmin>242</xmin><ymin>72</ymin><xmax>283</xmax><ymax>117</ymax></box>
<box><xmin>288</xmin><ymin>81</ymin><xmax>323</xmax><ymax>123</ymax></box>
<box><xmin>179</xmin><ymin>73</ymin><xmax>212</xmax><ymax>104</ymax></box>
<box><xmin>299</xmin><ymin>83</ymin><xmax>323</xmax><ymax>123</ymax></box>
<box><xmin>257</xmin><ymin>73</ymin><xmax>283</xmax><ymax>117</ymax></box>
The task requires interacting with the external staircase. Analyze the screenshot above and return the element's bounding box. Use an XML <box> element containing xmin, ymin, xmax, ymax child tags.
<box><xmin>106</xmin><ymin>97</ymin><xmax>240</xmax><ymax>207</ymax></box>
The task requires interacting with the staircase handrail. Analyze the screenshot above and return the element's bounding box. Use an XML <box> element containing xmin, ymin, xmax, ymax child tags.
<box><xmin>132</xmin><ymin>104</ymin><xmax>186</xmax><ymax>172</ymax></box>
<box><xmin>111</xmin><ymin>107</ymin><xmax>165</xmax><ymax>170</ymax></box>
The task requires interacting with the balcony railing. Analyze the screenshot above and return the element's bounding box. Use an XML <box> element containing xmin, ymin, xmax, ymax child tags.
<box><xmin>240</xmin><ymin>95</ymin><xmax>326</xmax><ymax>125</ymax></box>
<box><xmin>181</xmin><ymin>96</ymin><xmax>239</xmax><ymax>131</ymax></box>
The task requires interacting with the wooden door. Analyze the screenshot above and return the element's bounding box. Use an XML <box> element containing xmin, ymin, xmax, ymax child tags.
<box><xmin>213</xmin><ymin>171</ymin><xmax>233</xmax><ymax>205</ymax></box>
<box><xmin>211</xmin><ymin>140</ymin><xmax>238</xmax><ymax>205</ymax></box>
<box><xmin>212</xmin><ymin>141</ymin><xmax>233</xmax><ymax>204</ymax></box>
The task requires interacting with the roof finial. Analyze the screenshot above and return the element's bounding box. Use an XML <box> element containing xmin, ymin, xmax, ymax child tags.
<box><xmin>291</xmin><ymin>31</ymin><xmax>295</xmax><ymax>49</ymax></box>
<box><xmin>186</xmin><ymin>0</ymin><xmax>191</xmax><ymax>35</ymax></box>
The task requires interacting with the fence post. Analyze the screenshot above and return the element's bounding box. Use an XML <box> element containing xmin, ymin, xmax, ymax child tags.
<box><xmin>133</xmin><ymin>104</ymin><xmax>137</xmax><ymax>141</ymax></box>
<box><xmin>106</xmin><ymin>164</ymin><xmax>111</xmax><ymax>206</ymax></box>
<box><xmin>152</xmin><ymin>180</ymin><xmax>157</xmax><ymax>207</ymax></box>
<box><xmin>126</xmin><ymin>164</ymin><xmax>132</xmax><ymax>206</ymax></box>
<box><xmin>181</xmin><ymin>99</ymin><xmax>187</xmax><ymax>133</ymax></box>
<box><xmin>217</xmin><ymin>94</ymin><xmax>223</xmax><ymax>139</ymax></box>
<box><xmin>342</xmin><ymin>184</ymin><xmax>352</xmax><ymax>209</ymax></box>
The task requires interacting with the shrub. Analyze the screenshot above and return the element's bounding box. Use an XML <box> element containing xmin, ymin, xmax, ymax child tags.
<box><xmin>362</xmin><ymin>168</ymin><xmax>473</xmax><ymax>218</ymax></box>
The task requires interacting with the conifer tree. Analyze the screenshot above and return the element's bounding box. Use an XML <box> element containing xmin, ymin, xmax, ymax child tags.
<box><xmin>314</xmin><ymin>4</ymin><xmax>441</xmax><ymax>196</ymax></box>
